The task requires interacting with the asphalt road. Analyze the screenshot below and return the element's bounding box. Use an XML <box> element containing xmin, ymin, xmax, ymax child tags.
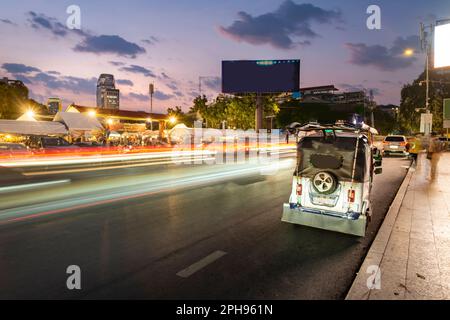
<box><xmin>0</xmin><ymin>156</ymin><xmax>411</xmax><ymax>299</ymax></box>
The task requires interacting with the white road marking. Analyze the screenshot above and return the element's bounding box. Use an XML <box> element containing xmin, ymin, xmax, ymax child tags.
<box><xmin>0</xmin><ymin>179</ymin><xmax>71</xmax><ymax>194</ymax></box>
<box><xmin>176</xmin><ymin>251</ymin><xmax>227</xmax><ymax>278</ymax></box>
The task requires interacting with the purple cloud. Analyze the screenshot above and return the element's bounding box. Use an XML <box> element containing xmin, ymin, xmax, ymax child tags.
<box><xmin>219</xmin><ymin>1</ymin><xmax>342</xmax><ymax>49</ymax></box>
<box><xmin>345</xmin><ymin>35</ymin><xmax>420</xmax><ymax>71</ymax></box>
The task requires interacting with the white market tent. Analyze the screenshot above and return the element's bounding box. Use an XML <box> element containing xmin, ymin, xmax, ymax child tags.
<box><xmin>0</xmin><ymin>119</ymin><xmax>68</xmax><ymax>135</ymax></box>
<box><xmin>16</xmin><ymin>113</ymin><xmax>37</xmax><ymax>121</ymax></box>
<box><xmin>53</xmin><ymin>112</ymin><xmax>104</xmax><ymax>132</ymax></box>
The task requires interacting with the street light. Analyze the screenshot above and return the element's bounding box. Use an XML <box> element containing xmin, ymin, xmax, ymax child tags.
<box><xmin>88</xmin><ymin>110</ymin><xmax>97</xmax><ymax>117</ymax></box>
<box><xmin>107</xmin><ymin>118</ymin><xmax>114</xmax><ymax>125</ymax></box>
<box><xmin>169</xmin><ymin>116</ymin><xmax>177</xmax><ymax>125</ymax></box>
<box><xmin>26</xmin><ymin>110</ymin><xmax>35</xmax><ymax>118</ymax></box>
<box><xmin>403</xmin><ymin>48</ymin><xmax>414</xmax><ymax>56</ymax></box>
<box><xmin>149</xmin><ymin>83</ymin><xmax>154</xmax><ymax>131</ymax></box>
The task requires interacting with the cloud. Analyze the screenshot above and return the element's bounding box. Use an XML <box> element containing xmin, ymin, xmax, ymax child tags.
<box><xmin>160</xmin><ymin>72</ymin><xmax>171</xmax><ymax>80</ymax></box>
<box><xmin>116</xmin><ymin>79</ymin><xmax>134</xmax><ymax>86</ymax></box>
<box><xmin>13</xmin><ymin>75</ymin><xmax>32</xmax><ymax>84</ymax></box>
<box><xmin>166</xmin><ymin>82</ymin><xmax>178</xmax><ymax>91</ymax></box>
<box><xmin>1</xmin><ymin>63</ymin><xmax>41</xmax><ymax>74</ymax></box>
<box><xmin>74</xmin><ymin>35</ymin><xmax>146</xmax><ymax>58</ymax></box>
<box><xmin>128</xmin><ymin>92</ymin><xmax>148</xmax><ymax>101</ymax></box>
<box><xmin>345</xmin><ymin>35</ymin><xmax>420</xmax><ymax>71</ymax></box>
<box><xmin>1</xmin><ymin>18</ymin><xmax>16</xmax><ymax>26</ymax></box>
<box><xmin>27</xmin><ymin>12</ymin><xmax>145</xmax><ymax>58</ymax></box>
<box><xmin>27</xmin><ymin>11</ymin><xmax>72</xmax><ymax>37</ymax></box>
<box><xmin>338</xmin><ymin>83</ymin><xmax>380</xmax><ymax>96</ymax></box>
<box><xmin>109</xmin><ymin>61</ymin><xmax>125</xmax><ymax>66</ymax></box>
<box><xmin>31</xmin><ymin>72</ymin><xmax>97</xmax><ymax>94</ymax></box>
<box><xmin>120</xmin><ymin>64</ymin><xmax>156</xmax><ymax>77</ymax></box>
<box><xmin>219</xmin><ymin>0</ymin><xmax>342</xmax><ymax>49</ymax></box>
<box><xmin>154</xmin><ymin>91</ymin><xmax>174</xmax><ymax>100</ymax></box>
<box><xmin>202</xmin><ymin>77</ymin><xmax>221</xmax><ymax>91</ymax></box>
<box><xmin>142</xmin><ymin>36</ymin><xmax>160</xmax><ymax>45</ymax></box>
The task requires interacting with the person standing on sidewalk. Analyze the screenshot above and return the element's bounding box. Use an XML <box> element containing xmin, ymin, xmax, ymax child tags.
<box><xmin>427</xmin><ymin>132</ymin><xmax>444</xmax><ymax>180</ymax></box>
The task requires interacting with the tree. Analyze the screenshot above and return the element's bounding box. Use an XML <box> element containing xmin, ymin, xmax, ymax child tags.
<box><xmin>167</xmin><ymin>106</ymin><xmax>196</xmax><ymax>128</ymax></box>
<box><xmin>0</xmin><ymin>81</ymin><xmax>29</xmax><ymax>119</ymax></box>
<box><xmin>189</xmin><ymin>94</ymin><xmax>279</xmax><ymax>130</ymax></box>
<box><xmin>399</xmin><ymin>70</ymin><xmax>450</xmax><ymax>134</ymax></box>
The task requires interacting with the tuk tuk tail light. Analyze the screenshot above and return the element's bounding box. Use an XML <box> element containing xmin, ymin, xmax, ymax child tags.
<box><xmin>348</xmin><ymin>189</ymin><xmax>355</xmax><ymax>203</ymax></box>
<box><xmin>296</xmin><ymin>183</ymin><xmax>302</xmax><ymax>196</ymax></box>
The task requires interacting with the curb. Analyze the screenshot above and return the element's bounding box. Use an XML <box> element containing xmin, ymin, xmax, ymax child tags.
<box><xmin>345</xmin><ymin>163</ymin><xmax>415</xmax><ymax>300</ymax></box>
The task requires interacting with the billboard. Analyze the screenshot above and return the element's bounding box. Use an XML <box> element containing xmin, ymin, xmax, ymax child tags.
<box><xmin>434</xmin><ymin>21</ymin><xmax>450</xmax><ymax>69</ymax></box>
<box><xmin>222</xmin><ymin>60</ymin><xmax>300</xmax><ymax>94</ymax></box>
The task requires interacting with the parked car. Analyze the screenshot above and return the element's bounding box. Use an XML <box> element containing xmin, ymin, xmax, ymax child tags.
<box><xmin>382</xmin><ymin>135</ymin><xmax>409</xmax><ymax>156</ymax></box>
<box><xmin>26</xmin><ymin>136</ymin><xmax>78</xmax><ymax>152</ymax></box>
<box><xmin>282</xmin><ymin>122</ymin><xmax>382</xmax><ymax>237</ymax></box>
<box><xmin>0</xmin><ymin>143</ymin><xmax>31</xmax><ymax>157</ymax></box>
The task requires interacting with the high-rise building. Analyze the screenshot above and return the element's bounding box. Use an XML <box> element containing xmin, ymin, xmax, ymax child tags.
<box><xmin>47</xmin><ymin>97</ymin><xmax>62</xmax><ymax>115</ymax></box>
<box><xmin>96</xmin><ymin>74</ymin><xmax>120</xmax><ymax>109</ymax></box>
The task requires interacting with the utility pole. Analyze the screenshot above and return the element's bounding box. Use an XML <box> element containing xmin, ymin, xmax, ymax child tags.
<box><xmin>149</xmin><ymin>83</ymin><xmax>154</xmax><ymax>131</ymax></box>
<box><xmin>420</xmin><ymin>22</ymin><xmax>434</xmax><ymax>136</ymax></box>
<box><xmin>369</xmin><ymin>89</ymin><xmax>375</xmax><ymax>128</ymax></box>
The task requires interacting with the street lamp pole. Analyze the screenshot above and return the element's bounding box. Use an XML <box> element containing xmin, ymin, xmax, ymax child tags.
<box><xmin>420</xmin><ymin>22</ymin><xmax>434</xmax><ymax>136</ymax></box>
<box><xmin>149</xmin><ymin>83</ymin><xmax>154</xmax><ymax>131</ymax></box>
<box><xmin>426</xmin><ymin>45</ymin><xmax>430</xmax><ymax>114</ymax></box>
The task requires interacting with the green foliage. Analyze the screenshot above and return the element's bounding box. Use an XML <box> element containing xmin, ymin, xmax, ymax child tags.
<box><xmin>0</xmin><ymin>82</ymin><xmax>50</xmax><ymax>119</ymax></box>
<box><xmin>166</xmin><ymin>106</ymin><xmax>195</xmax><ymax>128</ymax></box>
<box><xmin>188</xmin><ymin>94</ymin><xmax>279</xmax><ymax>130</ymax></box>
<box><xmin>0</xmin><ymin>81</ymin><xmax>29</xmax><ymax>119</ymax></box>
<box><xmin>399</xmin><ymin>70</ymin><xmax>450</xmax><ymax>134</ymax></box>
<box><xmin>373</xmin><ymin>108</ymin><xmax>397</xmax><ymax>135</ymax></box>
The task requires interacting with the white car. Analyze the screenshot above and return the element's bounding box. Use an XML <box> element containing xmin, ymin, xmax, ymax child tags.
<box><xmin>382</xmin><ymin>135</ymin><xmax>408</xmax><ymax>156</ymax></box>
<box><xmin>282</xmin><ymin>123</ymin><xmax>382</xmax><ymax>237</ymax></box>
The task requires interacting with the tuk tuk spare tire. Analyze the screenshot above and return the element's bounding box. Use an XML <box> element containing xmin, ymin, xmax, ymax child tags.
<box><xmin>312</xmin><ymin>171</ymin><xmax>337</xmax><ymax>195</ymax></box>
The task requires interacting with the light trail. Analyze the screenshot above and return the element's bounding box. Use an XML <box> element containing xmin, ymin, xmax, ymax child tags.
<box><xmin>1</xmin><ymin>144</ymin><xmax>296</xmax><ymax>168</ymax></box>
<box><xmin>0</xmin><ymin>179</ymin><xmax>71</xmax><ymax>194</ymax></box>
<box><xmin>0</xmin><ymin>159</ymin><xmax>295</xmax><ymax>225</ymax></box>
<box><xmin>23</xmin><ymin>156</ymin><xmax>215</xmax><ymax>176</ymax></box>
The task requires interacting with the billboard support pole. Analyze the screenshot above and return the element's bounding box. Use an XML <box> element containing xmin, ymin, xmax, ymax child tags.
<box><xmin>255</xmin><ymin>94</ymin><xmax>263</xmax><ymax>132</ymax></box>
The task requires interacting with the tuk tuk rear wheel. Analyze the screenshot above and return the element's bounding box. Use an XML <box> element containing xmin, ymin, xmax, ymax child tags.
<box><xmin>312</xmin><ymin>171</ymin><xmax>337</xmax><ymax>195</ymax></box>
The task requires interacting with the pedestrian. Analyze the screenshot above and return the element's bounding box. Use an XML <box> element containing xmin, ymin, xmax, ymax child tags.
<box><xmin>427</xmin><ymin>132</ymin><xmax>444</xmax><ymax>180</ymax></box>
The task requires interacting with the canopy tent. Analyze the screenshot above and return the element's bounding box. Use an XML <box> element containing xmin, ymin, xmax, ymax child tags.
<box><xmin>53</xmin><ymin>112</ymin><xmax>104</xmax><ymax>132</ymax></box>
<box><xmin>0</xmin><ymin>120</ymin><xmax>68</xmax><ymax>135</ymax></box>
<box><xmin>16</xmin><ymin>113</ymin><xmax>37</xmax><ymax>121</ymax></box>
<box><xmin>169</xmin><ymin>123</ymin><xmax>192</xmax><ymax>142</ymax></box>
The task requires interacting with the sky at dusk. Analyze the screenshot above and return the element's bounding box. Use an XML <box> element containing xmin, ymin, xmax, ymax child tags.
<box><xmin>1</xmin><ymin>0</ymin><xmax>449</xmax><ymax>113</ymax></box>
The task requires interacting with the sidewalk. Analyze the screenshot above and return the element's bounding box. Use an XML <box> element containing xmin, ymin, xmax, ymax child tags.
<box><xmin>347</xmin><ymin>152</ymin><xmax>450</xmax><ymax>300</ymax></box>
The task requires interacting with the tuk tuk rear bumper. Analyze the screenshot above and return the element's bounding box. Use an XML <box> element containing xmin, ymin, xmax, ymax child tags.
<box><xmin>282</xmin><ymin>203</ymin><xmax>367</xmax><ymax>237</ymax></box>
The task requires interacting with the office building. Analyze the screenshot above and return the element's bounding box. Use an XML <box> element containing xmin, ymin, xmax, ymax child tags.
<box><xmin>96</xmin><ymin>74</ymin><xmax>120</xmax><ymax>109</ymax></box>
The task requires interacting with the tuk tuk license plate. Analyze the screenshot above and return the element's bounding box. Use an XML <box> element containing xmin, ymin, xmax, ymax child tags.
<box><xmin>313</xmin><ymin>196</ymin><xmax>336</xmax><ymax>206</ymax></box>
<box><xmin>391</xmin><ymin>145</ymin><xmax>398</xmax><ymax>149</ymax></box>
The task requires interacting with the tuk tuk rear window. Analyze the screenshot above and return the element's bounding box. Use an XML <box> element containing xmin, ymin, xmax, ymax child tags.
<box><xmin>299</xmin><ymin>135</ymin><xmax>364</xmax><ymax>151</ymax></box>
<box><xmin>385</xmin><ymin>136</ymin><xmax>405</xmax><ymax>142</ymax></box>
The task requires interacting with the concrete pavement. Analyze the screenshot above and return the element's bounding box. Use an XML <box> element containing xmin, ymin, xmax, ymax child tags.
<box><xmin>347</xmin><ymin>152</ymin><xmax>450</xmax><ymax>300</ymax></box>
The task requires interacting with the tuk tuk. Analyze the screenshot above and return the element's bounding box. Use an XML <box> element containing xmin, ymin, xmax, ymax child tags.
<box><xmin>282</xmin><ymin>121</ymin><xmax>382</xmax><ymax>237</ymax></box>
